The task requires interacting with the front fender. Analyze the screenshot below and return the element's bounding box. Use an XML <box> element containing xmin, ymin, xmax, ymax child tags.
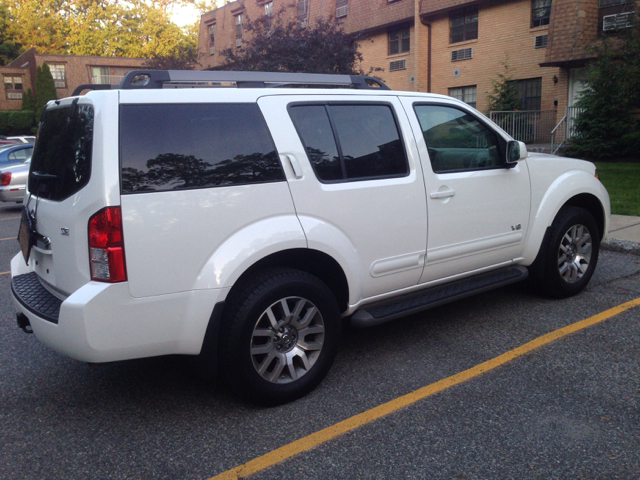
<box><xmin>522</xmin><ymin>169</ymin><xmax>610</xmax><ymax>264</ymax></box>
<box><xmin>194</xmin><ymin>215</ymin><xmax>307</xmax><ymax>292</ymax></box>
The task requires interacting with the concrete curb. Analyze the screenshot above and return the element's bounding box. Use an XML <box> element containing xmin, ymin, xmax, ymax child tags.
<box><xmin>601</xmin><ymin>238</ymin><xmax>640</xmax><ymax>256</ymax></box>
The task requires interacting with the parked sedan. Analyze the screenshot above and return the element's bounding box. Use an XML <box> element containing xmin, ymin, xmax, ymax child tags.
<box><xmin>0</xmin><ymin>159</ymin><xmax>29</xmax><ymax>203</ymax></box>
<box><xmin>0</xmin><ymin>143</ymin><xmax>33</xmax><ymax>167</ymax></box>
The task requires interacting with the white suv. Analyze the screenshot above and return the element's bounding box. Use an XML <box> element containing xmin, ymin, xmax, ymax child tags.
<box><xmin>11</xmin><ymin>71</ymin><xmax>610</xmax><ymax>405</ymax></box>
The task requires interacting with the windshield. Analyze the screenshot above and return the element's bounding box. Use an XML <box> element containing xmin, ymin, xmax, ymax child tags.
<box><xmin>28</xmin><ymin>104</ymin><xmax>93</xmax><ymax>201</ymax></box>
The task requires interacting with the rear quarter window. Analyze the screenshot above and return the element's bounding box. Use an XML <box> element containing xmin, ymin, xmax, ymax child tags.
<box><xmin>119</xmin><ymin>103</ymin><xmax>284</xmax><ymax>193</ymax></box>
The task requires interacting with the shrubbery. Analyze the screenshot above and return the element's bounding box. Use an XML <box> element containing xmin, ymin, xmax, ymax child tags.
<box><xmin>0</xmin><ymin>110</ymin><xmax>35</xmax><ymax>136</ymax></box>
<box><xmin>566</xmin><ymin>10</ymin><xmax>640</xmax><ymax>161</ymax></box>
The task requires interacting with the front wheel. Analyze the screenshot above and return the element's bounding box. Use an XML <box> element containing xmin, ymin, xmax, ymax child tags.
<box><xmin>220</xmin><ymin>268</ymin><xmax>341</xmax><ymax>405</ymax></box>
<box><xmin>530</xmin><ymin>206</ymin><xmax>600</xmax><ymax>298</ymax></box>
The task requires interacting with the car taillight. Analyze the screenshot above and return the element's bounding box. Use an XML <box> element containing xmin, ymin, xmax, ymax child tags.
<box><xmin>88</xmin><ymin>206</ymin><xmax>127</xmax><ymax>283</ymax></box>
<box><xmin>0</xmin><ymin>171</ymin><xmax>10</xmax><ymax>185</ymax></box>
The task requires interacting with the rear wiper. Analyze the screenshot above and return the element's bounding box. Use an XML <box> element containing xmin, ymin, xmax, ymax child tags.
<box><xmin>30</xmin><ymin>171</ymin><xmax>58</xmax><ymax>182</ymax></box>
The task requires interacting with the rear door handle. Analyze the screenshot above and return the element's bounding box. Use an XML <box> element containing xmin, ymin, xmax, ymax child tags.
<box><xmin>430</xmin><ymin>189</ymin><xmax>456</xmax><ymax>199</ymax></box>
<box><xmin>286</xmin><ymin>155</ymin><xmax>303</xmax><ymax>179</ymax></box>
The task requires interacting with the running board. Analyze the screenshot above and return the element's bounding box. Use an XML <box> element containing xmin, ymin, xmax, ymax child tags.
<box><xmin>350</xmin><ymin>266</ymin><xmax>529</xmax><ymax>328</ymax></box>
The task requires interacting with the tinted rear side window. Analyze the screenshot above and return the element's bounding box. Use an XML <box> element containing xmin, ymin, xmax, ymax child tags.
<box><xmin>120</xmin><ymin>103</ymin><xmax>284</xmax><ymax>193</ymax></box>
<box><xmin>289</xmin><ymin>103</ymin><xmax>408</xmax><ymax>183</ymax></box>
<box><xmin>29</xmin><ymin>104</ymin><xmax>93</xmax><ymax>201</ymax></box>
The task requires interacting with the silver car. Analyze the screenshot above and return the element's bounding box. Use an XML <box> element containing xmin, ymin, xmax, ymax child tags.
<box><xmin>0</xmin><ymin>158</ymin><xmax>30</xmax><ymax>203</ymax></box>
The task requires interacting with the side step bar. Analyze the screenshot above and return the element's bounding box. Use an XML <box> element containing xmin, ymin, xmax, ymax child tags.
<box><xmin>350</xmin><ymin>266</ymin><xmax>529</xmax><ymax>327</ymax></box>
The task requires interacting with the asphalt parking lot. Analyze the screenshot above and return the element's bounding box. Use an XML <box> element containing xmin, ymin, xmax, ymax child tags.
<box><xmin>1</xmin><ymin>203</ymin><xmax>639</xmax><ymax>479</ymax></box>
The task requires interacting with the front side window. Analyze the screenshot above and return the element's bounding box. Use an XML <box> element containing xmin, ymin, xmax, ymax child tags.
<box><xmin>450</xmin><ymin>7</ymin><xmax>478</xmax><ymax>43</ymax></box>
<box><xmin>29</xmin><ymin>104</ymin><xmax>94</xmax><ymax>201</ymax></box>
<box><xmin>49</xmin><ymin>64</ymin><xmax>66</xmax><ymax>88</ymax></box>
<box><xmin>448</xmin><ymin>85</ymin><xmax>477</xmax><ymax>108</ymax></box>
<box><xmin>388</xmin><ymin>28</ymin><xmax>410</xmax><ymax>55</ymax></box>
<box><xmin>532</xmin><ymin>0</ymin><xmax>552</xmax><ymax>27</ymax></box>
<box><xmin>414</xmin><ymin>104</ymin><xmax>504</xmax><ymax>173</ymax></box>
<box><xmin>289</xmin><ymin>103</ymin><xmax>409</xmax><ymax>182</ymax></box>
<box><xmin>119</xmin><ymin>103</ymin><xmax>284</xmax><ymax>193</ymax></box>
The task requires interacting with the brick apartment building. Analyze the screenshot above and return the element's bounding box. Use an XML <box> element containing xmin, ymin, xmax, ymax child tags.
<box><xmin>197</xmin><ymin>0</ymin><xmax>634</xmax><ymax>142</ymax></box>
<box><xmin>0</xmin><ymin>47</ymin><xmax>145</xmax><ymax>111</ymax></box>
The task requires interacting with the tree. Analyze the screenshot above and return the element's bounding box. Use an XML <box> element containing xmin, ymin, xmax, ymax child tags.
<box><xmin>486</xmin><ymin>56</ymin><xmax>520</xmax><ymax>113</ymax></box>
<box><xmin>0</xmin><ymin>0</ymin><xmax>198</xmax><ymax>61</ymax></box>
<box><xmin>35</xmin><ymin>63</ymin><xmax>57</xmax><ymax>120</ymax></box>
<box><xmin>565</xmin><ymin>11</ymin><xmax>640</xmax><ymax>160</ymax></box>
<box><xmin>219</xmin><ymin>9</ymin><xmax>367</xmax><ymax>74</ymax></box>
<box><xmin>21</xmin><ymin>88</ymin><xmax>36</xmax><ymax>114</ymax></box>
<box><xmin>143</xmin><ymin>44</ymin><xmax>199</xmax><ymax>70</ymax></box>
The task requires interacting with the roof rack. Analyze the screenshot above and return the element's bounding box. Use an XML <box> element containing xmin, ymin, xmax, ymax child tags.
<box><xmin>72</xmin><ymin>70</ymin><xmax>389</xmax><ymax>95</ymax></box>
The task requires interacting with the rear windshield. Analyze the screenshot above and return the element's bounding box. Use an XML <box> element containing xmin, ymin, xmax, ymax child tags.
<box><xmin>29</xmin><ymin>104</ymin><xmax>93</xmax><ymax>201</ymax></box>
<box><xmin>119</xmin><ymin>103</ymin><xmax>284</xmax><ymax>193</ymax></box>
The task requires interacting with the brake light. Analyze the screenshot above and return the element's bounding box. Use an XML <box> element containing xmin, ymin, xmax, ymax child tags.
<box><xmin>88</xmin><ymin>206</ymin><xmax>127</xmax><ymax>282</ymax></box>
<box><xmin>1</xmin><ymin>171</ymin><xmax>10</xmax><ymax>185</ymax></box>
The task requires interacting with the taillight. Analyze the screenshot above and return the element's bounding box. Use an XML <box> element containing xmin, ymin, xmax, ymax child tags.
<box><xmin>0</xmin><ymin>171</ymin><xmax>10</xmax><ymax>185</ymax></box>
<box><xmin>88</xmin><ymin>206</ymin><xmax>127</xmax><ymax>283</ymax></box>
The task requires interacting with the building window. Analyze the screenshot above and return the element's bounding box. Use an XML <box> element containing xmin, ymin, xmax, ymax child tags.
<box><xmin>263</xmin><ymin>2</ymin><xmax>273</xmax><ymax>28</ymax></box>
<box><xmin>388</xmin><ymin>28</ymin><xmax>410</xmax><ymax>55</ymax></box>
<box><xmin>510</xmin><ymin>78</ymin><xmax>542</xmax><ymax>110</ymax></box>
<box><xmin>235</xmin><ymin>14</ymin><xmax>243</xmax><ymax>47</ymax></box>
<box><xmin>448</xmin><ymin>86</ymin><xmax>477</xmax><ymax>108</ymax></box>
<box><xmin>532</xmin><ymin>0</ymin><xmax>552</xmax><ymax>27</ymax></box>
<box><xmin>336</xmin><ymin>0</ymin><xmax>348</xmax><ymax>18</ymax></box>
<box><xmin>450</xmin><ymin>7</ymin><xmax>478</xmax><ymax>43</ymax></box>
<box><xmin>208</xmin><ymin>24</ymin><xmax>216</xmax><ymax>55</ymax></box>
<box><xmin>297</xmin><ymin>0</ymin><xmax>308</xmax><ymax>18</ymax></box>
<box><xmin>3</xmin><ymin>75</ymin><xmax>23</xmax><ymax>99</ymax></box>
<box><xmin>49</xmin><ymin>64</ymin><xmax>66</xmax><ymax>89</ymax></box>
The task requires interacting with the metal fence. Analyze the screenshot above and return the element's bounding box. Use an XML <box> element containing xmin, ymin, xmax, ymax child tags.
<box><xmin>489</xmin><ymin>110</ymin><xmax>558</xmax><ymax>144</ymax></box>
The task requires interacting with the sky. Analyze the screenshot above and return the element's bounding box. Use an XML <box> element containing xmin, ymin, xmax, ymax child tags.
<box><xmin>170</xmin><ymin>3</ymin><xmax>202</xmax><ymax>27</ymax></box>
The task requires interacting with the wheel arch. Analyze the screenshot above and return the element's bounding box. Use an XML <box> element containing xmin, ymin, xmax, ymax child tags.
<box><xmin>227</xmin><ymin>249</ymin><xmax>350</xmax><ymax>314</ymax></box>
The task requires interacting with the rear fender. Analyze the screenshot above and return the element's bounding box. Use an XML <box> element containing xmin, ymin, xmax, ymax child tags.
<box><xmin>194</xmin><ymin>215</ymin><xmax>307</xmax><ymax>292</ymax></box>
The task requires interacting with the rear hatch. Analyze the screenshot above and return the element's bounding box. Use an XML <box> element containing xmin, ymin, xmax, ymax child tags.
<box><xmin>25</xmin><ymin>93</ymin><xmax>119</xmax><ymax>297</ymax></box>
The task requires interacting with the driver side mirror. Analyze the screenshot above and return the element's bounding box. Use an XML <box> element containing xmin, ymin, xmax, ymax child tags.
<box><xmin>506</xmin><ymin>140</ymin><xmax>527</xmax><ymax>166</ymax></box>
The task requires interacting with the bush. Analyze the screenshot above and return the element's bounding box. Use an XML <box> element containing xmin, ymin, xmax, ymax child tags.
<box><xmin>0</xmin><ymin>110</ymin><xmax>36</xmax><ymax>136</ymax></box>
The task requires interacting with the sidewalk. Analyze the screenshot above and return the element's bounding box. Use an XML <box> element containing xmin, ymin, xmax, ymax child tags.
<box><xmin>602</xmin><ymin>214</ymin><xmax>640</xmax><ymax>255</ymax></box>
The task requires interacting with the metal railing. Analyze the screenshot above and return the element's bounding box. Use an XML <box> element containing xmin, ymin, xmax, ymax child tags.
<box><xmin>489</xmin><ymin>110</ymin><xmax>557</xmax><ymax>144</ymax></box>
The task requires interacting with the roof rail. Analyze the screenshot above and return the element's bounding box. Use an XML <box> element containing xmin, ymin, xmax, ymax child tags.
<box><xmin>71</xmin><ymin>83</ymin><xmax>113</xmax><ymax>96</ymax></box>
<box><xmin>116</xmin><ymin>70</ymin><xmax>390</xmax><ymax>90</ymax></box>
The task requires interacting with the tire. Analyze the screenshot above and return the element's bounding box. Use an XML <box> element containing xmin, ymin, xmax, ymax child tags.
<box><xmin>529</xmin><ymin>206</ymin><xmax>600</xmax><ymax>299</ymax></box>
<box><xmin>219</xmin><ymin>268</ymin><xmax>341</xmax><ymax>406</ymax></box>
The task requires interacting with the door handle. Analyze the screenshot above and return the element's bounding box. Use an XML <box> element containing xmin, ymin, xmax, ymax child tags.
<box><xmin>286</xmin><ymin>155</ymin><xmax>303</xmax><ymax>179</ymax></box>
<box><xmin>430</xmin><ymin>189</ymin><xmax>456</xmax><ymax>199</ymax></box>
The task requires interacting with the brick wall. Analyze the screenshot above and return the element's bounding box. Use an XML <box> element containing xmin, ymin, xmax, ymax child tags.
<box><xmin>422</xmin><ymin>0</ymin><xmax>561</xmax><ymax>114</ymax></box>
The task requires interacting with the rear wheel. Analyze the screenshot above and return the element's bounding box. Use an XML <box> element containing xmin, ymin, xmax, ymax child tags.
<box><xmin>530</xmin><ymin>206</ymin><xmax>600</xmax><ymax>298</ymax></box>
<box><xmin>220</xmin><ymin>268</ymin><xmax>341</xmax><ymax>405</ymax></box>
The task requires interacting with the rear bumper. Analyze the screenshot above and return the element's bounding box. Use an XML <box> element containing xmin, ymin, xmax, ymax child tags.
<box><xmin>10</xmin><ymin>253</ymin><xmax>223</xmax><ymax>363</ymax></box>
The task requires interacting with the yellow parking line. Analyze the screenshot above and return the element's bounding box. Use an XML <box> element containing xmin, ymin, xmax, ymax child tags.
<box><xmin>209</xmin><ymin>296</ymin><xmax>640</xmax><ymax>480</ymax></box>
<box><xmin>1</xmin><ymin>237</ymin><xmax>16</xmax><ymax>241</ymax></box>
<box><xmin>0</xmin><ymin>216</ymin><xmax>20</xmax><ymax>221</ymax></box>
<box><xmin>0</xmin><ymin>271</ymin><xmax>9</xmax><ymax>275</ymax></box>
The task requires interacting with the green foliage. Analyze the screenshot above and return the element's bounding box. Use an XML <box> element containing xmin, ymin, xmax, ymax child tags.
<box><xmin>21</xmin><ymin>88</ymin><xmax>36</xmax><ymax>114</ymax></box>
<box><xmin>566</xmin><ymin>9</ymin><xmax>640</xmax><ymax>160</ymax></box>
<box><xmin>142</xmin><ymin>43</ymin><xmax>199</xmax><ymax>70</ymax></box>
<box><xmin>0</xmin><ymin>110</ymin><xmax>35</xmax><ymax>135</ymax></box>
<box><xmin>0</xmin><ymin>0</ymin><xmax>198</xmax><ymax>61</ymax></box>
<box><xmin>486</xmin><ymin>56</ymin><xmax>520</xmax><ymax>113</ymax></box>
<box><xmin>35</xmin><ymin>63</ymin><xmax>57</xmax><ymax>120</ymax></box>
<box><xmin>219</xmin><ymin>10</ymin><xmax>367</xmax><ymax>74</ymax></box>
